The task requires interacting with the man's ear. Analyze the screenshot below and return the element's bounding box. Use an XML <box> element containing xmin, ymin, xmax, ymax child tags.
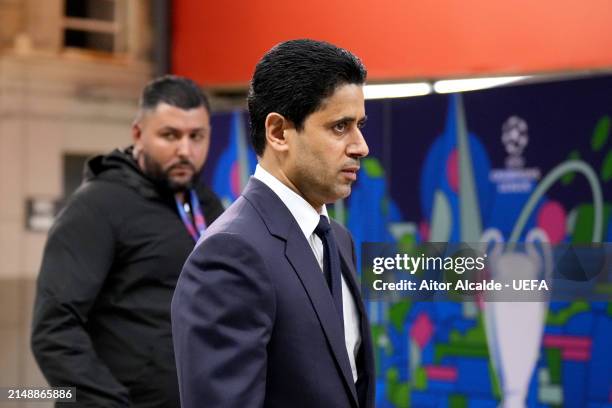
<box><xmin>264</xmin><ymin>112</ymin><xmax>291</xmax><ymax>153</ymax></box>
<box><xmin>131</xmin><ymin>122</ymin><xmax>144</xmax><ymax>159</ymax></box>
<box><xmin>132</xmin><ymin>122</ymin><xmax>142</xmax><ymax>144</ymax></box>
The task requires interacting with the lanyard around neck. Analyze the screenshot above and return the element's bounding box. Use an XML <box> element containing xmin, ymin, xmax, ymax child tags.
<box><xmin>175</xmin><ymin>189</ymin><xmax>207</xmax><ymax>242</ymax></box>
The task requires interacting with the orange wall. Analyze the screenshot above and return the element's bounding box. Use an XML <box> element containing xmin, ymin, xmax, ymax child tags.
<box><xmin>172</xmin><ymin>0</ymin><xmax>612</xmax><ymax>86</ymax></box>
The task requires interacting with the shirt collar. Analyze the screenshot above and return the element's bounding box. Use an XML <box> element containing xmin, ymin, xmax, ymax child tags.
<box><xmin>253</xmin><ymin>164</ymin><xmax>328</xmax><ymax>239</ymax></box>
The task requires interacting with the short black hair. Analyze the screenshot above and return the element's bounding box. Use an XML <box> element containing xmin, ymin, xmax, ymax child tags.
<box><xmin>139</xmin><ymin>75</ymin><xmax>210</xmax><ymax>113</ymax></box>
<box><xmin>247</xmin><ymin>39</ymin><xmax>367</xmax><ymax>156</ymax></box>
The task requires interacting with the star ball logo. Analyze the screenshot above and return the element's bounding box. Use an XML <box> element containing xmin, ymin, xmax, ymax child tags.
<box><xmin>501</xmin><ymin>115</ymin><xmax>529</xmax><ymax>169</ymax></box>
<box><xmin>489</xmin><ymin>115</ymin><xmax>540</xmax><ymax>193</ymax></box>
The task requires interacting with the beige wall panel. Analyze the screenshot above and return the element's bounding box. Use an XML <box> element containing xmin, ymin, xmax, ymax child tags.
<box><xmin>0</xmin><ymin>122</ymin><xmax>25</xmax><ymax>220</ymax></box>
<box><xmin>0</xmin><ymin>326</ymin><xmax>21</xmax><ymax>386</ymax></box>
<box><xmin>0</xmin><ymin>221</ymin><xmax>22</xmax><ymax>279</ymax></box>
<box><xmin>22</xmin><ymin>232</ymin><xmax>45</xmax><ymax>278</ymax></box>
<box><xmin>20</xmin><ymin>277</ymin><xmax>48</xmax><ymax>389</ymax></box>
<box><xmin>62</xmin><ymin>121</ymin><xmax>132</xmax><ymax>155</ymax></box>
<box><xmin>24</xmin><ymin>124</ymin><xmax>61</xmax><ymax>196</ymax></box>
<box><xmin>0</xmin><ymin>279</ymin><xmax>23</xmax><ymax>327</ymax></box>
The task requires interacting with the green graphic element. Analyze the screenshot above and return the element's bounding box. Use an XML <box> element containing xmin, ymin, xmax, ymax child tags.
<box><xmin>509</xmin><ymin>160</ymin><xmax>604</xmax><ymax>244</ymax></box>
<box><xmin>437</xmin><ymin>314</ymin><xmax>503</xmax><ymax>398</ymax></box>
<box><xmin>363</xmin><ymin>157</ymin><xmax>385</xmax><ymax>178</ymax></box>
<box><xmin>435</xmin><ymin>343</ymin><xmax>489</xmax><ymax>362</ymax></box>
<box><xmin>570</xmin><ymin>204</ymin><xmax>611</xmax><ymax>244</ymax></box>
<box><xmin>389</xmin><ymin>301</ymin><xmax>412</xmax><ymax>332</ymax></box>
<box><xmin>592</xmin><ymin>115</ymin><xmax>610</xmax><ymax>152</ymax></box>
<box><xmin>561</xmin><ymin>151</ymin><xmax>581</xmax><ymax>185</ymax></box>
<box><xmin>449</xmin><ymin>322</ymin><xmax>487</xmax><ymax>345</ymax></box>
<box><xmin>414</xmin><ymin>367</ymin><xmax>427</xmax><ymax>390</ymax></box>
<box><xmin>449</xmin><ymin>394</ymin><xmax>468</xmax><ymax>408</ymax></box>
<box><xmin>546</xmin><ymin>348</ymin><xmax>562</xmax><ymax>384</ymax></box>
<box><xmin>486</xmin><ymin>357</ymin><xmax>502</xmax><ymax>399</ymax></box>
<box><xmin>436</xmin><ymin>315</ymin><xmax>489</xmax><ymax>363</ymax></box>
<box><xmin>546</xmin><ymin>301</ymin><xmax>590</xmax><ymax>325</ymax></box>
<box><xmin>602</xmin><ymin>149</ymin><xmax>612</xmax><ymax>182</ymax></box>
<box><xmin>399</xmin><ymin>232</ymin><xmax>417</xmax><ymax>247</ymax></box>
<box><xmin>594</xmin><ymin>283</ymin><xmax>612</xmax><ymax>296</ymax></box>
<box><xmin>372</xmin><ymin>324</ymin><xmax>392</xmax><ymax>357</ymax></box>
<box><xmin>386</xmin><ymin>368</ymin><xmax>410</xmax><ymax>407</ymax></box>
<box><xmin>566</xmin><ymin>208</ymin><xmax>578</xmax><ymax>236</ymax></box>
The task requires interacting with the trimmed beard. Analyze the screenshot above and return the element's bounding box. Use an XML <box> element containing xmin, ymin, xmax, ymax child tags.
<box><xmin>141</xmin><ymin>151</ymin><xmax>197</xmax><ymax>193</ymax></box>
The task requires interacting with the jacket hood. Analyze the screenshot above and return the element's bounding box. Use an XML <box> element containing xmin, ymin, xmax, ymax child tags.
<box><xmin>83</xmin><ymin>147</ymin><xmax>163</xmax><ymax>200</ymax></box>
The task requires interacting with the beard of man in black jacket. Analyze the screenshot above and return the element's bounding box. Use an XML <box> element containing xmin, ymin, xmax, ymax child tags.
<box><xmin>31</xmin><ymin>75</ymin><xmax>225</xmax><ymax>408</ymax></box>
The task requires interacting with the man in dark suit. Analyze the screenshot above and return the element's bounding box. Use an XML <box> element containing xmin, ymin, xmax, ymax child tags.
<box><xmin>172</xmin><ymin>39</ymin><xmax>375</xmax><ymax>408</ymax></box>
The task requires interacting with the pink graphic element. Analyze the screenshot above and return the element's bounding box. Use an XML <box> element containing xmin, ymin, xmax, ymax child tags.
<box><xmin>446</xmin><ymin>149</ymin><xmax>459</xmax><ymax>193</ymax></box>
<box><xmin>561</xmin><ymin>348</ymin><xmax>591</xmax><ymax>361</ymax></box>
<box><xmin>543</xmin><ymin>334</ymin><xmax>592</xmax><ymax>361</ymax></box>
<box><xmin>543</xmin><ymin>334</ymin><xmax>592</xmax><ymax>350</ymax></box>
<box><xmin>230</xmin><ymin>162</ymin><xmax>241</xmax><ymax>198</ymax></box>
<box><xmin>419</xmin><ymin>220</ymin><xmax>430</xmax><ymax>241</ymax></box>
<box><xmin>410</xmin><ymin>313</ymin><xmax>434</xmax><ymax>348</ymax></box>
<box><xmin>536</xmin><ymin>201</ymin><xmax>567</xmax><ymax>243</ymax></box>
<box><xmin>424</xmin><ymin>365</ymin><xmax>458</xmax><ymax>382</ymax></box>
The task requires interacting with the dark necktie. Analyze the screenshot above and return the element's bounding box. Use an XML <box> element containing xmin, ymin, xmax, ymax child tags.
<box><xmin>314</xmin><ymin>215</ymin><xmax>344</xmax><ymax>326</ymax></box>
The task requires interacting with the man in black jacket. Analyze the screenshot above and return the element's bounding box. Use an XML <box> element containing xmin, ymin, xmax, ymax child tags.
<box><xmin>31</xmin><ymin>75</ymin><xmax>224</xmax><ymax>407</ymax></box>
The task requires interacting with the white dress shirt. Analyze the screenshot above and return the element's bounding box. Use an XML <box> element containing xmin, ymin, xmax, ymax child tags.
<box><xmin>253</xmin><ymin>164</ymin><xmax>362</xmax><ymax>382</ymax></box>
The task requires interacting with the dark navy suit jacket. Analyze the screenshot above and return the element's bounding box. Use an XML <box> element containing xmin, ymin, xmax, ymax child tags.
<box><xmin>171</xmin><ymin>178</ymin><xmax>375</xmax><ymax>408</ymax></box>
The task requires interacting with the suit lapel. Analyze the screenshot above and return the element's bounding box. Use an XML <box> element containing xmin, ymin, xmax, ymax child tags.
<box><xmin>284</xmin><ymin>224</ymin><xmax>359</xmax><ymax>406</ymax></box>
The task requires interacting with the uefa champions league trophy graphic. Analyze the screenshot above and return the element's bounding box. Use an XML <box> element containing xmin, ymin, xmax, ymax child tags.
<box><xmin>428</xmin><ymin>94</ymin><xmax>604</xmax><ymax>407</ymax></box>
<box><xmin>481</xmin><ymin>228</ymin><xmax>552</xmax><ymax>408</ymax></box>
<box><xmin>480</xmin><ymin>159</ymin><xmax>603</xmax><ymax>408</ymax></box>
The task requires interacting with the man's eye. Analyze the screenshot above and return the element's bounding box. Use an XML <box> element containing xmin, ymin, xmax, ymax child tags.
<box><xmin>191</xmin><ymin>132</ymin><xmax>205</xmax><ymax>141</ymax></box>
<box><xmin>161</xmin><ymin>132</ymin><xmax>177</xmax><ymax>140</ymax></box>
<box><xmin>357</xmin><ymin>121</ymin><xmax>366</xmax><ymax>129</ymax></box>
<box><xmin>333</xmin><ymin>122</ymin><xmax>347</xmax><ymax>133</ymax></box>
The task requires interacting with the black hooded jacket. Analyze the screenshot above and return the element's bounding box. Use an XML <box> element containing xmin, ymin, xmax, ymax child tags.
<box><xmin>31</xmin><ymin>148</ymin><xmax>224</xmax><ymax>407</ymax></box>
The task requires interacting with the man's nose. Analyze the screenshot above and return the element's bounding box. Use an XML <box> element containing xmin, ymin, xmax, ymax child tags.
<box><xmin>348</xmin><ymin>129</ymin><xmax>369</xmax><ymax>158</ymax></box>
<box><xmin>176</xmin><ymin>136</ymin><xmax>191</xmax><ymax>157</ymax></box>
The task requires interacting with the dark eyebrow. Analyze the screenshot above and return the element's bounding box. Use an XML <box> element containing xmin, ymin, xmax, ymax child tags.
<box><xmin>158</xmin><ymin>126</ymin><xmax>179</xmax><ymax>133</ymax></box>
<box><xmin>328</xmin><ymin>115</ymin><xmax>368</xmax><ymax>126</ymax></box>
<box><xmin>158</xmin><ymin>126</ymin><xmax>209</xmax><ymax>133</ymax></box>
